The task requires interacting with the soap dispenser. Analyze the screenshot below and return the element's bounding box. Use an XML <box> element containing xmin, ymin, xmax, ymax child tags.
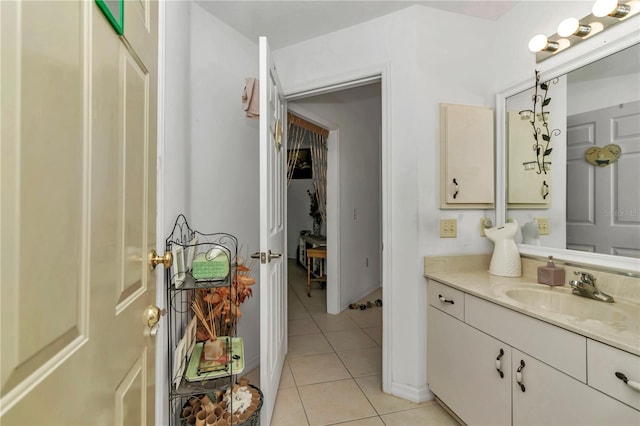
<box><xmin>537</xmin><ymin>256</ymin><xmax>565</xmax><ymax>286</ymax></box>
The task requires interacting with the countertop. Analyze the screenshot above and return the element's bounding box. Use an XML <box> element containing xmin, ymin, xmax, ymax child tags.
<box><xmin>425</xmin><ymin>270</ymin><xmax>640</xmax><ymax>356</ymax></box>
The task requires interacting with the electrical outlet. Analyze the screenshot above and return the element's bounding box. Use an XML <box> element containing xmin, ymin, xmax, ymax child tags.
<box><xmin>440</xmin><ymin>219</ymin><xmax>457</xmax><ymax>238</ymax></box>
<box><xmin>536</xmin><ymin>217</ymin><xmax>550</xmax><ymax>235</ymax></box>
<box><xmin>480</xmin><ymin>218</ymin><xmax>493</xmax><ymax>237</ymax></box>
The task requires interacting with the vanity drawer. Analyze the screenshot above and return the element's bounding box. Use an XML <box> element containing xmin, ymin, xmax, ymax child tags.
<box><xmin>587</xmin><ymin>339</ymin><xmax>640</xmax><ymax>410</ymax></box>
<box><xmin>427</xmin><ymin>280</ymin><xmax>464</xmax><ymax>320</ymax></box>
<box><xmin>465</xmin><ymin>294</ymin><xmax>587</xmax><ymax>382</ymax></box>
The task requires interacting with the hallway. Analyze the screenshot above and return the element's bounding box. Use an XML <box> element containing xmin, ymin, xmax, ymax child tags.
<box><xmin>247</xmin><ymin>260</ymin><xmax>458</xmax><ymax>425</ymax></box>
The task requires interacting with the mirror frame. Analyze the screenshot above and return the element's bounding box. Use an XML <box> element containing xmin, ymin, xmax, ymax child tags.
<box><xmin>496</xmin><ymin>30</ymin><xmax>640</xmax><ymax>275</ymax></box>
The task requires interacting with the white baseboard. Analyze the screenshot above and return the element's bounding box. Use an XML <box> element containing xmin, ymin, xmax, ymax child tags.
<box><xmin>244</xmin><ymin>352</ymin><xmax>260</xmax><ymax>375</ymax></box>
<box><xmin>390</xmin><ymin>380</ymin><xmax>434</xmax><ymax>403</ymax></box>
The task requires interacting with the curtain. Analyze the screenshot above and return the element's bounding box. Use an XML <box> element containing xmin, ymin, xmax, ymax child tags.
<box><xmin>310</xmin><ymin>131</ymin><xmax>328</xmax><ymax>222</ymax></box>
<box><xmin>286</xmin><ymin>113</ymin><xmax>329</xmax><ymax>221</ymax></box>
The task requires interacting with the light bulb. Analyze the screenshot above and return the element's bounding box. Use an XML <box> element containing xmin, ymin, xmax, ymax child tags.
<box><xmin>558</xmin><ymin>17</ymin><xmax>580</xmax><ymax>36</ymax></box>
<box><xmin>593</xmin><ymin>0</ymin><xmax>618</xmax><ymax>17</ymax></box>
<box><xmin>528</xmin><ymin>34</ymin><xmax>549</xmax><ymax>52</ymax></box>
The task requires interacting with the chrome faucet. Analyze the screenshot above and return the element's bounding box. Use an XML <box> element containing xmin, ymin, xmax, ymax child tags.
<box><xmin>569</xmin><ymin>271</ymin><xmax>614</xmax><ymax>303</ymax></box>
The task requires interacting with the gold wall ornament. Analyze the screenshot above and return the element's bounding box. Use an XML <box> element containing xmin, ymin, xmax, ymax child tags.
<box><xmin>274</xmin><ymin>119</ymin><xmax>283</xmax><ymax>151</ymax></box>
<box><xmin>585</xmin><ymin>144</ymin><xmax>621</xmax><ymax>167</ymax></box>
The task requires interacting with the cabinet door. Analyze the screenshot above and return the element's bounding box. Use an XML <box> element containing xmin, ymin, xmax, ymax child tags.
<box><xmin>512</xmin><ymin>350</ymin><xmax>640</xmax><ymax>426</ymax></box>
<box><xmin>507</xmin><ymin>111</ymin><xmax>551</xmax><ymax>207</ymax></box>
<box><xmin>440</xmin><ymin>103</ymin><xmax>494</xmax><ymax>208</ymax></box>
<box><xmin>427</xmin><ymin>307</ymin><xmax>511</xmax><ymax>425</ymax></box>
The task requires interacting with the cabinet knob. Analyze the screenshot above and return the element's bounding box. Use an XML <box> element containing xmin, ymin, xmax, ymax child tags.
<box><xmin>516</xmin><ymin>360</ymin><xmax>526</xmax><ymax>392</ymax></box>
<box><xmin>149</xmin><ymin>249</ymin><xmax>172</xmax><ymax>270</ymax></box>
<box><xmin>495</xmin><ymin>348</ymin><xmax>505</xmax><ymax>379</ymax></box>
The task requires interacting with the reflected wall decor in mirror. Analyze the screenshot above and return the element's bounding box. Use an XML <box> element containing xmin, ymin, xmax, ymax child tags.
<box><xmin>499</xmin><ymin>41</ymin><xmax>640</xmax><ymax>274</ymax></box>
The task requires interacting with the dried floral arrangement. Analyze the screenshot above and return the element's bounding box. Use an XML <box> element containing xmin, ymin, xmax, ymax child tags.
<box><xmin>191</xmin><ymin>254</ymin><xmax>257</xmax><ymax>344</ymax></box>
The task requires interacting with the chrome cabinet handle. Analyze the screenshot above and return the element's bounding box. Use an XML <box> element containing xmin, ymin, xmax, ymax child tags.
<box><xmin>495</xmin><ymin>349</ymin><xmax>505</xmax><ymax>378</ymax></box>
<box><xmin>438</xmin><ymin>294</ymin><xmax>455</xmax><ymax>305</ymax></box>
<box><xmin>615</xmin><ymin>372</ymin><xmax>640</xmax><ymax>392</ymax></box>
<box><xmin>516</xmin><ymin>360</ymin><xmax>526</xmax><ymax>392</ymax></box>
<box><xmin>452</xmin><ymin>178</ymin><xmax>459</xmax><ymax>199</ymax></box>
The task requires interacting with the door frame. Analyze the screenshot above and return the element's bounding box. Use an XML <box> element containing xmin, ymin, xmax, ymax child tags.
<box><xmin>284</xmin><ymin>63</ymin><xmax>392</xmax><ymax>393</ymax></box>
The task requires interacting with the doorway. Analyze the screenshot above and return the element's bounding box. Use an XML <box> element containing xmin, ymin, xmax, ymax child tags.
<box><xmin>287</xmin><ymin>83</ymin><xmax>383</xmax><ymax>315</ymax></box>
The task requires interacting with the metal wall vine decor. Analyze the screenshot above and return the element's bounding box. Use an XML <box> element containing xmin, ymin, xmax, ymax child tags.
<box><xmin>518</xmin><ymin>70</ymin><xmax>561</xmax><ymax>175</ymax></box>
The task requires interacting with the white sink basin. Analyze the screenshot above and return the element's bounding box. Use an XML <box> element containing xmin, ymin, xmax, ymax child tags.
<box><xmin>504</xmin><ymin>287</ymin><xmax>632</xmax><ymax>323</ymax></box>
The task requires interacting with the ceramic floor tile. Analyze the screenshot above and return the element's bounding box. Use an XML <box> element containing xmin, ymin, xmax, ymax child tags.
<box><xmin>288</xmin><ymin>333</ymin><xmax>334</xmax><ymax>358</ymax></box>
<box><xmin>289</xmin><ymin>298</ymin><xmax>312</xmax><ymax>320</ymax></box>
<box><xmin>298</xmin><ymin>379</ymin><xmax>377</xmax><ymax>426</ymax></box>
<box><xmin>346</xmin><ymin>308</ymin><xmax>382</xmax><ymax>328</ymax></box>
<box><xmin>332</xmin><ymin>416</ymin><xmax>385</xmax><ymax>426</ymax></box>
<box><xmin>355</xmin><ymin>375</ymin><xmax>434</xmax><ymax>415</ymax></box>
<box><xmin>271</xmin><ymin>387</ymin><xmax>309</xmax><ymax>426</ymax></box>
<box><xmin>379</xmin><ymin>404</ymin><xmax>459</xmax><ymax>425</ymax></box>
<box><xmin>362</xmin><ymin>326</ymin><xmax>382</xmax><ymax>346</ymax></box>
<box><xmin>325</xmin><ymin>329</ymin><xmax>377</xmax><ymax>352</ymax></box>
<box><xmin>289</xmin><ymin>318</ymin><xmax>322</xmax><ymax>336</ymax></box>
<box><xmin>289</xmin><ymin>352</ymin><xmax>351</xmax><ymax>386</ymax></box>
<box><xmin>337</xmin><ymin>347</ymin><xmax>381</xmax><ymax>378</ymax></box>
<box><xmin>279</xmin><ymin>360</ymin><xmax>296</xmax><ymax>389</ymax></box>
<box><xmin>312</xmin><ymin>312</ymin><xmax>360</xmax><ymax>333</ymax></box>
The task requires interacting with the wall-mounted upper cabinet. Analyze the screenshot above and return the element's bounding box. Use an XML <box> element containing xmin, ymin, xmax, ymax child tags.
<box><xmin>507</xmin><ymin>111</ymin><xmax>551</xmax><ymax>208</ymax></box>
<box><xmin>440</xmin><ymin>103</ymin><xmax>494</xmax><ymax>209</ymax></box>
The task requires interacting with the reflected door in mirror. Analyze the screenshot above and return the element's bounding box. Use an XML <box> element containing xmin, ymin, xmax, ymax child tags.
<box><xmin>567</xmin><ymin>100</ymin><xmax>640</xmax><ymax>257</ymax></box>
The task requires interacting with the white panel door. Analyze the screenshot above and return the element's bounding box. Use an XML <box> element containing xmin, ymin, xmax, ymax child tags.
<box><xmin>259</xmin><ymin>37</ymin><xmax>287</xmax><ymax>426</ymax></box>
<box><xmin>1</xmin><ymin>1</ymin><xmax>158</xmax><ymax>424</ymax></box>
<box><xmin>567</xmin><ymin>101</ymin><xmax>640</xmax><ymax>257</ymax></box>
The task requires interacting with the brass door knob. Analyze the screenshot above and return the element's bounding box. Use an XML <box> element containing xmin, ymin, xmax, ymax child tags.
<box><xmin>149</xmin><ymin>249</ymin><xmax>172</xmax><ymax>270</ymax></box>
<box><xmin>143</xmin><ymin>305</ymin><xmax>165</xmax><ymax>328</ymax></box>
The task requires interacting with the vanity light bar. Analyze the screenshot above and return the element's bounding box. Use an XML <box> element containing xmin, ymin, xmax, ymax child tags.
<box><xmin>530</xmin><ymin>0</ymin><xmax>639</xmax><ymax>62</ymax></box>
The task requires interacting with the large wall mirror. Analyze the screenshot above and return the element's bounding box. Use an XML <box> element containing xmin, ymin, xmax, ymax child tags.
<box><xmin>498</xmin><ymin>40</ymin><xmax>640</xmax><ymax>274</ymax></box>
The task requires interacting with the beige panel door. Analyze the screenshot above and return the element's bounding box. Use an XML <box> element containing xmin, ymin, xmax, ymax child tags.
<box><xmin>1</xmin><ymin>1</ymin><xmax>159</xmax><ymax>424</ymax></box>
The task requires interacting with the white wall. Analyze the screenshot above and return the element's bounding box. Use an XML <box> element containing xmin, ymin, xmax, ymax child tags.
<box><xmin>188</xmin><ymin>2</ymin><xmax>261</xmax><ymax>370</ymax></box>
<box><xmin>160</xmin><ymin>2</ymin><xmax>192</xmax><ymax>423</ymax></box>
<box><xmin>568</xmin><ymin>73</ymin><xmax>640</xmax><ymax>116</ymax></box>
<box><xmin>293</xmin><ymin>84</ymin><xmax>383</xmax><ymax>307</ymax></box>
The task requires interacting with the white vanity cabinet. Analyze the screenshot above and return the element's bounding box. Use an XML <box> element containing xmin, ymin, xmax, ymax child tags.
<box><xmin>427</xmin><ymin>279</ymin><xmax>640</xmax><ymax>426</ymax></box>
<box><xmin>439</xmin><ymin>103</ymin><xmax>494</xmax><ymax>209</ymax></box>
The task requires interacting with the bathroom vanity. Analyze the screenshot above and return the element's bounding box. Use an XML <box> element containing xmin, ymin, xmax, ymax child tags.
<box><xmin>425</xmin><ymin>268</ymin><xmax>640</xmax><ymax>425</ymax></box>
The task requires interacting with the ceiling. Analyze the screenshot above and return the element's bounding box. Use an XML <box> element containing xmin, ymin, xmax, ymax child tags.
<box><xmin>196</xmin><ymin>1</ymin><xmax>519</xmax><ymax>49</ymax></box>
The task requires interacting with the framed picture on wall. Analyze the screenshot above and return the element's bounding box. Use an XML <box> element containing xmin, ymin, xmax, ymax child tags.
<box><xmin>288</xmin><ymin>148</ymin><xmax>312</xmax><ymax>179</ymax></box>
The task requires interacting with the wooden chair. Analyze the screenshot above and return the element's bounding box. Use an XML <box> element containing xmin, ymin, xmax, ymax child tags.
<box><xmin>306</xmin><ymin>246</ymin><xmax>326</xmax><ymax>297</ymax></box>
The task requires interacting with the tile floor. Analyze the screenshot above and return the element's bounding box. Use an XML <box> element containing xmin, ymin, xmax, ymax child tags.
<box><xmin>244</xmin><ymin>260</ymin><xmax>460</xmax><ymax>426</ymax></box>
